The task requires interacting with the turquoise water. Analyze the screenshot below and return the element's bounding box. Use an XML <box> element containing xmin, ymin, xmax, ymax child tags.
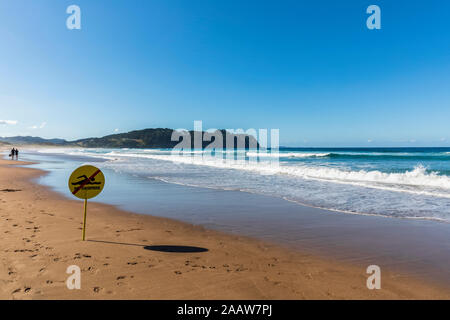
<box><xmin>24</xmin><ymin>147</ymin><xmax>450</xmax><ymax>222</ymax></box>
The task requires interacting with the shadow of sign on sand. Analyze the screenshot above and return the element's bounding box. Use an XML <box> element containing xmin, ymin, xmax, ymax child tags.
<box><xmin>144</xmin><ymin>245</ymin><xmax>208</xmax><ymax>253</ymax></box>
<box><xmin>87</xmin><ymin>240</ymin><xmax>208</xmax><ymax>253</ymax></box>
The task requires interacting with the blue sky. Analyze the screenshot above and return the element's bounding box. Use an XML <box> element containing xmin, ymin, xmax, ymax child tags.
<box><xmin>0</xmin><ymin>0</ymin><xmax>449</xmax><ymax>146</ymax></box>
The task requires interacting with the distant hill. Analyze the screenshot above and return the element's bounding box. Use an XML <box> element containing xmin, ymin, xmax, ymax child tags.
<box><xmin>0</xmin><ymin>128</ymin><xmax>259</xmax><ymax>149</ymax></box>
<box><xmin>71</xmin><ymin>128</ymin><xmax>259</xmax><ymax>149</ymax></box>
<box><xmin>0</xmin><ymin>136</ymin><xmax>66</xmax><ymax>145</ymax></box>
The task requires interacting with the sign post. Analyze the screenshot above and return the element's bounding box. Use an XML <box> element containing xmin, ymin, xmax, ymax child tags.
<box><xmin>82</xmin><ymin>198</ymin><xmax>88</xmax><ymax>241</ymax></box>
<box><xmin>68</xmin><ymin>165</ymin><xmax>105</xmax><ymax>241</ymax></box>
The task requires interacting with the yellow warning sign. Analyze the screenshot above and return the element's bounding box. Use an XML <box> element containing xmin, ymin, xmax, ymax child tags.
<box><xmin>68</xmin><ymin>165</ymin><xmax>105</xmax><ymax>200</ymax></box>
<box><xmin>68</xmin><ymin>165</ymin><xmax>105</xmax><ymax>241</ymax></box>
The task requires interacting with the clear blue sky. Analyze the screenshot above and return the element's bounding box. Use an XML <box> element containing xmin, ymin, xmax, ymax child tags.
<box><xmin>0</xmin><ymin>0</ymin><xmax>449</xmax><ymax>146</ymax></box>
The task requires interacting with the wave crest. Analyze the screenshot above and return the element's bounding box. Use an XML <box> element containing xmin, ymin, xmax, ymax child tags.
<box><xmin>246</xmin><ymin>152</ymin><xmax>330</xmax><ymax>158</ymax></box>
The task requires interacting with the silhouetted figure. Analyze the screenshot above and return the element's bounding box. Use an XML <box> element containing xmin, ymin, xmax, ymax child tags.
<box><xmin>15</xmin><ymin>148</ymin><xmax>19</xmax><ymax>160</ymax></box>
<box><xmin>10</xmin><ymin>148</ymin><xmax>15</xmax><ymax>159</ymax></box>
<box><xmin>71</xmin><ymin>175</ymin><xmax>101</xmax><ymax>186</ymax></box>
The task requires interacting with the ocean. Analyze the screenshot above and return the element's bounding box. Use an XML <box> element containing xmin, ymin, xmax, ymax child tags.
<box><xmin>26</xmin><ymin>147</ymin><xmax>450</xmax><ymax>222</ymax></box>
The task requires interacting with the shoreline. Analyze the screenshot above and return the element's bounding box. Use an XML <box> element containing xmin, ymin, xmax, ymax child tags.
<box><xmin>1</xmin><ymin>158</ymin><xmax>449</xmax><ymax>299</ymax></box>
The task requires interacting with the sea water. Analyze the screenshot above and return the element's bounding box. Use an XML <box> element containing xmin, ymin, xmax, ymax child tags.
<box><xmin>27</xmin><ymin>147</ymin><xmax>450</xmax><ymax>222</ymax></box>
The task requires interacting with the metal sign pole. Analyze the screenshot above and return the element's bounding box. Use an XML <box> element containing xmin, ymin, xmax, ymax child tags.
<box><xmin>82</xmin><ymin>198</ymin><xmax>88</xmax><ymax>241</ymax></box>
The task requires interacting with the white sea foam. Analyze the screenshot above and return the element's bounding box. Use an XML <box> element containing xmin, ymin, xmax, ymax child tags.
<box><xmin>246</xmin><ymin>152</ymin><xmax>330</xmax><ymax>158</ymax></box>
<box><xmin>30</xmin><ymin>147</ymin><xmax>450</xmax><ymax>221</ymax></box>
<box><xmin>33</xmin><ymin>148</ymin><xmax>450</xmax><ymax>194</ymax></box>
<box><xmin>92</xmin><ymin>151</ymin><xmax>450</xmax><ymax>195</ymax></box>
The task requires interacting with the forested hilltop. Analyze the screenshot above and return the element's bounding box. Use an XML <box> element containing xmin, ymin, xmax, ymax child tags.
<box><xmin>1</xmin><ymin>128</ymin><xmax>259</xmax><ymax>149</ymax></box>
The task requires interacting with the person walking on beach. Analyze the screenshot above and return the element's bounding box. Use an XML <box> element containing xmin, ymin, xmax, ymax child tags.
<box><xmin>15</xmin><ymin>148</ymin><xmax>19</xmax><ymax>160</ymax></box>
<box><xmin>10</xmin><ymin>148</ymin><xmax>15</xmax><ymax>159</ymax></box>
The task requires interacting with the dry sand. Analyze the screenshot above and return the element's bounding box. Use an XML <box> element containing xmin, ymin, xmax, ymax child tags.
<box><xmin>0</xmin><ymin>158</ymin><xmax>449</xmax><ymax>299</ymax></box>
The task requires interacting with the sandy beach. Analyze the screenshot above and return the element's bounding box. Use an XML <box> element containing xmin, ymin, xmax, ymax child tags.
<box><xmin>0</xmin><ymin>157</ymin><xmax>449</xmax><ymax>300</ymax></box>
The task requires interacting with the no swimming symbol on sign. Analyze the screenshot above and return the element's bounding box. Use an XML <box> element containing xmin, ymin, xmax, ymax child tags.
<box><xmin>69</xmin><ymin>165</ymin><xmax>105</xmax><ymax>200</ymax></box>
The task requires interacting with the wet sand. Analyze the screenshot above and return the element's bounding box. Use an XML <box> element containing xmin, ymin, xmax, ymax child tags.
<box><xmin>0</xmin><ymin>158</ymin><xmax>449</xmax><ymax>299</ymax></box>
